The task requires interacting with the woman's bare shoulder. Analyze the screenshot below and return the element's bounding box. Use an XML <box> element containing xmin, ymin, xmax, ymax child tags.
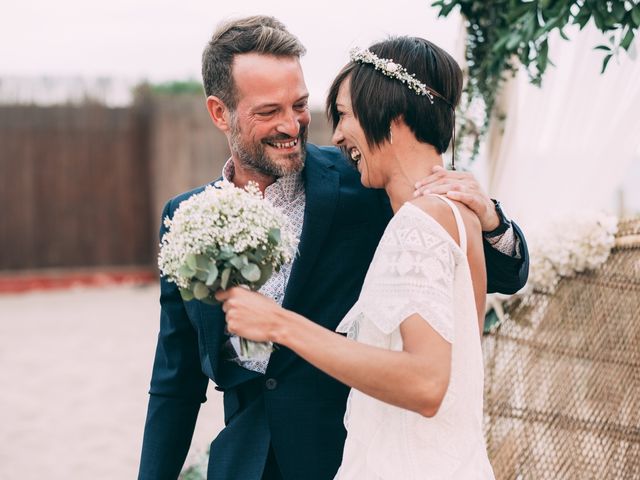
<box><xmin>408</xmin><ymin>196</ymin><xmax>481</xmax><ymax>248</ymax></box>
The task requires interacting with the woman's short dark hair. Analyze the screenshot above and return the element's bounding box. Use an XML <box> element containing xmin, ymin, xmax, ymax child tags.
<box><xmin>326</xmin><ymin>36</ymin><xmax>462</xmax><ymax>154</ymax></box>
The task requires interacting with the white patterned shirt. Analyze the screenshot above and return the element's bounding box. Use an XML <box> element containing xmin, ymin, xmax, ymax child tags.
<box><xmin>222</xmin><ymin>159</ymin><xmax>306</xmax><ymax>373</ymax></box>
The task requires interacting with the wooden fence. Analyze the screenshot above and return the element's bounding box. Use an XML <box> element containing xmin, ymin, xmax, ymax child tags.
<box><xmin>0</xmin><ymin>96</ymin><xmax>334</xmax><ymax>271</ymax></box>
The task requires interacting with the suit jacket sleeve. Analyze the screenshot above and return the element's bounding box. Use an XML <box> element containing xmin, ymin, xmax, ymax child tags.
<box><xmin>484</xmin><ymin>221</ymin><xmax>529</xmax><ymax>294</ymax></box>
<box><xmin>138</xmin><ymin>200</ymin><xmax>209</xmax><ymax>480</ymax></box>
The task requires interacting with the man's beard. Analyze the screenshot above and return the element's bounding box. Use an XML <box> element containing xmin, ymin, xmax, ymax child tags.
<box><xmin>229</xmin><ymin>118</ymin><xmax>307</xmax><ymax>178</ymax></box>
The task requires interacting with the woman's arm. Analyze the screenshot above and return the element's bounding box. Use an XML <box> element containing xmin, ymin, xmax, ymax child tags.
<box><xmin>216</xmin><ymin>287</ymin><xmax>451</xmax><ymax>417</ymax></box>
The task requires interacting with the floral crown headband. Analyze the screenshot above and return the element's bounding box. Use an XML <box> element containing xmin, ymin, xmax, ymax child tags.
<box><xmin>349</xmin><ymin>47</ymin><xmax>452</xmax><ymax>108</ymax></box>
<box><xmin>349</xmin><ymin>46</ymin><xmax>458</xmax><ymax>169</ymax></box>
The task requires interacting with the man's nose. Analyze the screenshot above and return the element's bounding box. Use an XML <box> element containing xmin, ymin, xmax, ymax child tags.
<box><xmin>276</xmin><ymin>110</ymin><xmax>301</xmax><ymax>138</ymax></box>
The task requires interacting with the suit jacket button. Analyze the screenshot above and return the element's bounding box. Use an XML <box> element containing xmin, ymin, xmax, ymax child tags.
<box><xmin>265</xmin><ymin>378</ymin><xmax>278</xmax><ymax>390</ymax></box>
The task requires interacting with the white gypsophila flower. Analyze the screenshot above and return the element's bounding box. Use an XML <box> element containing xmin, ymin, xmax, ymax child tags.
<box><xmin>524</xmin><ymin>211</ymin><xmax>617</xmax><ymax>295</ymax></box>
<box><xmin>157</xmin><ymin>181</ymin><xmax>298</xmax><ymax>290</ymax></box>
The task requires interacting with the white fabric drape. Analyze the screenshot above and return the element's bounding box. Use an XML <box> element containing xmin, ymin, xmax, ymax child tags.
<box><xmin>486</xmin><ymin>22</ymin><xmax>640</xmax><ymax>229</ymax></box>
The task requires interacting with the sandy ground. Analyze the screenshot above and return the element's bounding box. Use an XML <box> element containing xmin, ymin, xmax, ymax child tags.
<box><xmin>0</xmin><ymin>284</ymin><xmax>223</xmax><ymax>480</ymax></box>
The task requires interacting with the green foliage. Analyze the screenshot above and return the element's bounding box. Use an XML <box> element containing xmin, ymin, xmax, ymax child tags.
<box><xmin>176</xmin><ymin>246</ymin><xmax>277</xmax><ymax>304</ymax></box>
<box><xmin>150</xmin><ymin>80</ymin><xmax>204</xmax><ymax>95</ymax></box>
<box><xmin>432</xmin><ymin>0</ymin><xmax>639</xmax><ymax>158</ymax></box>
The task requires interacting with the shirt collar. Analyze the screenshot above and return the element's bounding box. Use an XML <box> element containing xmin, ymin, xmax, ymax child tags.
<box><xmin>221</xmin><ymin>158</ymin><xmax>304</xmax><ymax>203</ymax></box>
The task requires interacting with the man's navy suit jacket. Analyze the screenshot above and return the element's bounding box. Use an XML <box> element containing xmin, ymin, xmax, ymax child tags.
<box><xmin>139</xmin><ymin>144</ymin><xmax>529</xmax><ymax>480</ymax></box>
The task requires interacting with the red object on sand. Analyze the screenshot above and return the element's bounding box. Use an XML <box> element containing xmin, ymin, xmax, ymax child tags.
<box><xmin>0</xmin><ymin>269</ymin><xmax>157</xmax><ymax>294</ymax></box>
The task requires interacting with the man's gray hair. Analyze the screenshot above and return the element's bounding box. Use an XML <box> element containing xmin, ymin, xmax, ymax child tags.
<box><xmin>202</xmin><ymin>15</ymin><xmax>306</xmax><ymax>110</ymax></box>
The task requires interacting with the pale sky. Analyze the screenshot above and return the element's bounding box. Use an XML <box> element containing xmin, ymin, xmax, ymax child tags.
<box><xmin>0</xmin><ymin>0</ymin><xmax>461</xmax><ymax>107</ymax></box>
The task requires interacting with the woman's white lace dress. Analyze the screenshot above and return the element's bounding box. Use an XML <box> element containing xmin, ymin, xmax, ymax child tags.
<box><xmin>334</xmin><ymin>199</ymin><xmax>495</xmax><ymax>479</ymax></box>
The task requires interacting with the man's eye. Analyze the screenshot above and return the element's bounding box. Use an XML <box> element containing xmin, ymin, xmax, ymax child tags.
<box><xmin>257</xmin><ymin>110</ymin><xmax>276</xmax><ymax>117</ymax></box>
<box><xmin>294</xmin><ymin>103</ymin><xmax>308</xmax><ymax>111</ymax></box>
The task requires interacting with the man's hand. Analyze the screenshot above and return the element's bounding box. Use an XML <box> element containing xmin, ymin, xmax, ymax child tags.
<box><xmin>414</xmin><ymin>165</ymin><xmax>500</xmax><ymax>232</ymax></box>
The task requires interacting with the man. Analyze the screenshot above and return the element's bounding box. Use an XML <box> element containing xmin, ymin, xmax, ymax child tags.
<box><xmin>139</xmin><ymin>15</ymin><xmax>528</xmax><ymax>480</ymax></box>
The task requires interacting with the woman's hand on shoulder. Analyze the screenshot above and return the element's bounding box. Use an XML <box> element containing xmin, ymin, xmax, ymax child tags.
<box><xmin>413</xmin><ymin>165</ymin><xmax>500</xmax><ymax>232</ymax></box>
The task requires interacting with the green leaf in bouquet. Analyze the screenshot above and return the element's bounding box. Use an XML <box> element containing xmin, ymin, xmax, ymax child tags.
<box><xmin>240</xmin><ymin>262</ymin><xmax>261</xmax><ymax>282</ymax></box>
<box><xmin>220</xmin><ymin>267</ymin><xmax>232</xmax><ymax>290</ymax></box>
<box><xmin>178</xmin><ymin>263</ymin><xmax>197</xmax><ymax>278</ymax></box>
<box><xmin>218</xmin><ymin>245</ymin><xmax>235</xmax><ymax>261</ymax></box>
<box><xmin>268</xmin><ymin>228</ymin><xmax>281</xmax><ymax>245</ymax></box>
<box><xmin>247</xmin><ymin>248</ymin><xmax>266</xmax><ymax>263</ymax></box>
<box><xmin>194</xmin><ymin>269</ymin><xmax>208</xmax><ymax>282</ymax></box>
<box><xmin>259</xmin><ymin>262</ymin><xmax>273</xmax><ymax>282</ymax></box>
<box><xmin>229</xmin><ymin>254</ymin><xmax>249</xmax><ymax>270</ymax></box>
<box><xmin>186</xmin><ymin>253</ymin><xmax>197</xmax><ymax>270</ymax></box>
<box><xmin>193</xmin><ymin>281</ymin><xmax>210</xmax><ymax>301</ymax></box>
<box><xmin>194</xmin><ymin>255</ymin><xmax>212</xmax><ymax>281</ymax></box>
<box><xmin>205</xmin><ymin>262</ymin><xmax>219</xmax><ymax>286</ymax></box>
<box><xmin>179</xmin><ymin>288</ymin><xmax>194</xmax><ymax>301</ymax></box>
<box><xmin>195</xmin><ymin>254</ymin><xmax>210</xmax><ymax>270</ymax></box>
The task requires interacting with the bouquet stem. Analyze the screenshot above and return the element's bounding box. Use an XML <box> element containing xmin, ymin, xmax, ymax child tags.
<box><xmin>239</xmin><ymin>338</ymin><xmax>274</xmax><ymax>361</ymax></box>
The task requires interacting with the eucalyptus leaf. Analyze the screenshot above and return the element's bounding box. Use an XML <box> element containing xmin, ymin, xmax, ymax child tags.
<box><xmin>206</xmin><ymin>263</ymin><xmax>219</xmax><ymax>286</ymax></box>
<box><xmin>221</xmin><ymin>267</ymin><xmax>232</xmax><ymax>290</ymax></box>
<box><xmin>207</xmin><ymin>278</ymin><xmax>221</xmax><ymax>291</ymax></box>
<box><xmin>268</xmin><ymin>228</ymin><xmax>281</xmax><ymax>245</ymax></box>
<box><xmin>259</xmin><ymin>262</ymin><xmax>273</xmax><ymax>282</ymax></box>
<box><xmin>255</xmin><ymin>248</ymin><xmax>267</xmax><ymax>261</ymax></box>
<box><xmin>193</xmin><ymin>281</ymin><xmax>210</xmax><ymax>300</ymax></box>
<box><xmin>240</xmin><ymin>263</ymin><xmax>261</xmax><ymax>282</ymax></box>
<box><xmin>185</xmin><ymin>253</ymin><xmax>197</xmax><ymax>270</ymax></box>
<box><xmin>229</xmin><ymin>254</ymin><xmax>249</xmax><ymax>270</ymax></box>
<box><xmin>195</xmin><ymin>254</ymin><xmax>210</xmax><ymax>271</ymax></box>
<box><xmin>179</xmin><ymin>288</ymin><xmax>194</xmax><ymax>301</ymax></box>
<box><xmin>194</xmin><ymin>269</ymin><xmax>209</xmax><ymax>282</ymax></box>
<box><xmin>178</xmin><ymin>263</ymin><xmax>196</xmax><ymax>278</ymax></box>
<box><xmin>246</xmin><ymin>251</ymin><xmax>263</xmax><ymax>263</ymax></box>
<box><xmin>219</xmin><ymin>246</ymin><xmax>235</xmax><ymax>261</ymax></box>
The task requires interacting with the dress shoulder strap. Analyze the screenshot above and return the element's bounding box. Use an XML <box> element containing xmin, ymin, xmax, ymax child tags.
<box><xmin>428</xmin><ymin>194</ymin><xmax>467</xmax><ymax>254</ymax></box>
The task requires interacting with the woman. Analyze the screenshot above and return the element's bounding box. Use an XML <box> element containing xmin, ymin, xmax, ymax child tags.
<box><xmin>217</xmin><ymin>36</ymin><xmax>495</xmax><ymax>479</ymax></box>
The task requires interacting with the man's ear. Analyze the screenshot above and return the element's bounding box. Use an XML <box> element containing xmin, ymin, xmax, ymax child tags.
<box><xmin>206</xmin><ymin>96</ymin><xmax>232</xmax><ymax>133</ymax></box>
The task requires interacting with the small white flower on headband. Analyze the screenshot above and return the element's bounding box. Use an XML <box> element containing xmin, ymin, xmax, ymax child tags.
<box><xmin>349</xmin><ymin>47</ymin><xmax>435</xmax><ymax>103</ymax></box>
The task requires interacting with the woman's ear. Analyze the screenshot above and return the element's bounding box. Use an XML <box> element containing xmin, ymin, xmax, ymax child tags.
<box><xmin>206</xmin><ymin>96</ymin><xmax>232</xmax><ymax>133</ymax></box>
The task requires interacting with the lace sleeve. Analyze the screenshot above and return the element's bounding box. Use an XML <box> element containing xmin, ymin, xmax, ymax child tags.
<box><xmin>341</xmin><ymin>206</ymin><xmax>458</xmax><ymax>343</ymax></box>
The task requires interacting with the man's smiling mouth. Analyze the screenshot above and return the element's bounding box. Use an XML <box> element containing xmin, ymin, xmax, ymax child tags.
<box><xmin>265</xmin><ymin>138</ymin><xmax>299</xmax><ymax>149</ymax></box>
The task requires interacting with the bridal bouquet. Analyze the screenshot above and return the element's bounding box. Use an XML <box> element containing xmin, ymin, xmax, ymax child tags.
<box><xmin>158</xmin><ymin>180</ymin><xmax>298</xmax><ymax>359</ymax></box>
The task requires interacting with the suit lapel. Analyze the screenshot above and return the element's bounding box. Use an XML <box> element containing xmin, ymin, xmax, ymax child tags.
<box><xmin>282</xmin><ymin>150</ymin><xmax>339</xmax><ymax>309</ymax></box>
<box><xmin>268</xmin><ymin>150</ymin><xmax>340</xmax><ymax>376</ymax></box>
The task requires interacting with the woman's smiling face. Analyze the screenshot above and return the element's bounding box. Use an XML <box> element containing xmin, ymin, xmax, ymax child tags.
<box><xmin>330</xmin><ymin>77</ymin><xmax>386</xmax><ymax>188</ymax></box>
